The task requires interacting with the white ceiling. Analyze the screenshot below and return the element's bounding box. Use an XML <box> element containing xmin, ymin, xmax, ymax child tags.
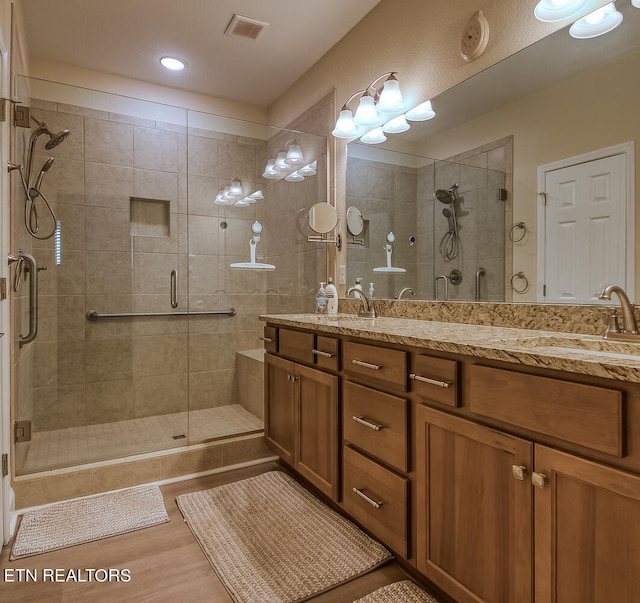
<box><xmin>18</xmin><ymin>0</ymin><xmax>382</xmax><ymax>107</ymax></box>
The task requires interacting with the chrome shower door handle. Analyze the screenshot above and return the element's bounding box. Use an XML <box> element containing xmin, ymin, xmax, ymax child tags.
<box><xmin>170</xmin><ymin>270</ymin><xmax>178</xmax><ymax>308</ymax></box>
<box><xmin>18</xmin><ymin>251</ymin><xmax>38</xmax><ymax>347</ymax></box>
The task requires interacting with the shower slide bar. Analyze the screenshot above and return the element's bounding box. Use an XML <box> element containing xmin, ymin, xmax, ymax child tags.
<box><xmin>86</xmin><ymin>308</ymin><xmax>236</xmax><ymax>321</ymax></box>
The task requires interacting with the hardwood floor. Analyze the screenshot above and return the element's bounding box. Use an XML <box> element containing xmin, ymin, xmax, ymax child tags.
<box><xmin>0</xmin><ymin>461</ymin><xmax>420</xmax><ymax>603</ymax></box>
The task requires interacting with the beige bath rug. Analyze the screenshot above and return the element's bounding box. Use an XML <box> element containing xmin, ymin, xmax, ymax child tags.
<box><xmin>10</xmin><ymin>484</ymin><xmax>169</xmax><ymax>560</ymax></box>
<box><xmin>176</xmin><ymin>470</ymin><xmax>392</xmax><ymax>603</ymax></box>
<box><xmin>352</xmin><ymin>580</ymin><xmax>442</xmax><ymax>603</ymax></box>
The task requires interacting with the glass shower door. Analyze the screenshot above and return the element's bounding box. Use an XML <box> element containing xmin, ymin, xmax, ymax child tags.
<box><xmin>13</xmin><ymin>78</ymin><xmax>191</xmax><ymax>474</ymax></box>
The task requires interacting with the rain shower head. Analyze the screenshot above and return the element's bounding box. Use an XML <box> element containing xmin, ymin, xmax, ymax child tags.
<box><xmin>30</xmin><ymin>116</ymin><xmax>71</xmax><ymax>150</ymax></box>
<box><xmin>435</xmin><ymin>183</ymin><xmax>459</xmax><ymax>204</ymax></box>
<box><xmin>44</xmin><ymin>128</ymin><xmax>71</xmax><ymax>149</ymax></box>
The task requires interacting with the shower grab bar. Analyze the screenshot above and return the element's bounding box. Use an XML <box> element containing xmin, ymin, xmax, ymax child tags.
<box><xmin>9</xmin><ymin>251</ymin><xmax>39</xmax><ymax>346</ymax></box>
<box><xmin>86</xmin><ymin>308</ymin><xmax>236</xmax><ymax>321</ymax></box>
<box><xmin>170</xmin><ymin>269</ymin><xmax>178</xmax><ymax>308</ymax></box>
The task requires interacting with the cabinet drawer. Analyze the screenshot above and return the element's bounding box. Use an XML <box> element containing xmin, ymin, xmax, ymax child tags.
<box><xmin>410</xmin><ymin>354</ymin><xmax>459</xmax><ymax>407</ymax></box>
<box><xmin>469</xmin><ymin>364</ymin><xmax>624</xmax><ymax>457</ymax></box>
<box><xmin>313</xmin><ymin>335</ymin><xmax>340</xmax><ymax>371</ymax></box>
<box><xmin>343</xmin><ymin>381</ymin><xmax>408</xmax><ymax>472</ymax></box>
<box><xmin>262</xmin><ymin>326</ymin><xmax>278</xmax><ymax>353</ymax></box>
<box><xmin>343</xmin><ymin>341</ymin><xmax>407</xmax><ymax>390</ymax></box>
<box><xmin>279</xmin><ymin>329</ymin><xmax>314</xmax><ymax>364</ymax></box>
<box><xmin>343</xmin><ymin>446</ymin><xmax>409</xmax><ymax>557</ymax></box>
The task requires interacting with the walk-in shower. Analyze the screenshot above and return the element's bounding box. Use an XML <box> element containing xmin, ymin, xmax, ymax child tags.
<box><xmin>9</xmin><ymin>78</ymin><xmax>328</xmax><ymax>478</ymax></box>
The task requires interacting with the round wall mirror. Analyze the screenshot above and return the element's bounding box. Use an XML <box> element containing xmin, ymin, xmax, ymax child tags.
<box><xmin>346</xmin><ymin>206</ymin><xmax>364</xmax><ymax>236</ymax></box>
<box><xmin>308</xmin><ymin>202</ymin><xmax>338</xmax><ymax>234</ymax></box>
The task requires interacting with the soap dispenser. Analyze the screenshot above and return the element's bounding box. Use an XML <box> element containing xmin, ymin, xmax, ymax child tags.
<box><xmin>316</xmin><ymin>282</ymin><xmax>328</xmax><ymax>314</ymax></box>
<box><xmin>325</xmin><ymin>278</ymin><xmax>338</xmax><ymax>315</ymax></box>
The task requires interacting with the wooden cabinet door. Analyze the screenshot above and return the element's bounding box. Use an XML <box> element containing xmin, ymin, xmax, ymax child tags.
<box><xmin>534</xmin><ymin>445</ymin><xmax>640</xmax><ymax>603</ymax></box>
<box><xmin>416</xmin><ymin>405</ymin><xmax>533</xmax><ymax>603</ymax></box>
<box><xmin>264</xmin><ymin>354</ymin><xmax>296</xmax><ymax>466</ymax></box>
<box><xmin>296</xmin><ymin>364</ymin><xmax>340</xmax><ymax>501</ymax></box>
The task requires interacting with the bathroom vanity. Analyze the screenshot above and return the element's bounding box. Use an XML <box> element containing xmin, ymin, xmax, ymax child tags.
<box><xmin>261</xmin><ymin>313</ymin><xmax>640</xmax><ymax>603</ymax></box>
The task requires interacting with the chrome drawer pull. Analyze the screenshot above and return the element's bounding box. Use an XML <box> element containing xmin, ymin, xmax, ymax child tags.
<box><xmin>352</xmin><ymin>415</ymin><xmax>383</xmax><ymax>431</ymax></box>
<box><xmin>409</xmin><ymin>373</ymin><xmax>450</xmax><ymax>388</ymax></box>
<box><xmin>259</xmin><ymin>336</ymin><xmax>273</xmax><ymax>343</ymax></box>
<box><xmin>312</xmin><ymin>349</ymin><xmax>335</xmax><ymax>358</ymax></box>
<box><xmin>352</xmin><ymin>359</ymin><xmax>381</xmax><ymax>370</ymax></box>
<box><xmin>352</xmin><ymin>487</ymin><xmax>383</xmax><ymax>509</ymax></box>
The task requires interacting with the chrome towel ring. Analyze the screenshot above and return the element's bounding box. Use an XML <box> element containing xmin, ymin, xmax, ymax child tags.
<box><xmin>508</xmin><ymin>222</ymin><xmax>527</xmax><ymax>243</ymax></box>
<box><xmin>511</xmin><ymin>271</ymin><xmax>530</xmax><ymax>294</ymax></box>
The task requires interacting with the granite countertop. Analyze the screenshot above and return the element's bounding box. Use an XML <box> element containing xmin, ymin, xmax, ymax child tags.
<box><xmin>260</xmin><ymin>313</ymin><xmax>640</xmax><ymax>383</ymax></box>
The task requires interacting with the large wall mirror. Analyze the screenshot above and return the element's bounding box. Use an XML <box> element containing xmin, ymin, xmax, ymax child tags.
<box><xmin>345</xmin><ymin>0</ymin><xmax>639</xmax><ymax>303</ymax></box>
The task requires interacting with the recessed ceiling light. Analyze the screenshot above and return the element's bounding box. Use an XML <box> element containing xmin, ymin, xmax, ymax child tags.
<box><xmin>160</xmin><ymin>56</ymin><xmax>186</xmax><ymax>71</ymax></box>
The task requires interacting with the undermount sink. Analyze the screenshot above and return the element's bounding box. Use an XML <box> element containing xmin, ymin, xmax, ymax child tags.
<box><xmin>502</xmin><ymin>335</ymin><xmax>640</xmax><ymax>359</ymax></box>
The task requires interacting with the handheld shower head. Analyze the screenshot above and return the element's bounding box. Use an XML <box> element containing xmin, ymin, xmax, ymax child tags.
<box><xmin>34</xmin><ymin>157</ymin><xmax>54</xmax><ymax>190</ymax></box>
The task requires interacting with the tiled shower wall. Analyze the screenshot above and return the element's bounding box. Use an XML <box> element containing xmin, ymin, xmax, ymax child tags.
<box><xmin>22</xmin><ymin>98</ymin><xmax>278</xmax><ymax>434</ymax></box>
<box><xmin>346</xmin><ymin>155</ymin><xmax>424</xmax><ymax>300</ymax></box>
<box><xmin>345</xmin><ymin>143</ymin><xmax>508</xmax><ymax>301</ymax></box>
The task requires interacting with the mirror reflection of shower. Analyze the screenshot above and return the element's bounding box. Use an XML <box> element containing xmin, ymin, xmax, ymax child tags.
<box><xmin>436</xmin><ymin>182</ymin><xmax>460</xmax><ymax>261</ymax></box>
<box><xmin>230</xmin><ymin>221</ymin><xmax>276</xmax><ymax>271</ymax></box>
<box><xmin>7</xmin><ymin>114</ymin><xmax>72</xmax><ymax>239</ymax></box>
<box><xmin>373</xmin><ymin>231</ymin><xmax>406</xmax><ymax>273</ymax></box>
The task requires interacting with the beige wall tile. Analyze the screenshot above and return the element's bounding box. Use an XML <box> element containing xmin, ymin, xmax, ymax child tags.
<box><xmin>85</xmin><ymin>162</ymin><xmax>133</xmax><ymax>208</ymax></box>
<box><xmin>188</xmin><ymin>134</ymin><xmax>219</xmax><ymax>178</ymax></box>
<box><xmin>188</xmin><ymin>369</ymin><xmax>234</xmax><ymax>410</ymax></box>
<box><xmin>85</xmin><ymin>117</ymin><xmax>133</xmax><ymax>167</ymax></box>
<box><xmin>133</xmin><ymin>168</ymin><xmax>178</xmax><ymax>209</ymax></box>
<box><xmin>134</xmin><ymin>126</ymin><xmax>181</xmax><ymax>172</ymax></box>
<box><xmin>133</xmin><ymin>374</ymin><xmax>188</xmax><ymax>417</ymax></box>
<box><xmin>85</xmin><ymin>337</ymin><xmax>133</xmax><ymax>382</ymax></box>
<box><xmin>188</xmin><ymin>332</ymin><xmax>220</xmax><ymax>373</ymax></box>
<box><xmin>33</xmin><ymin>384</ymin><xmax>86</xmax><ymax>431</ymax></box>
<box><xmin>85</xmin><ymin>206</ymin><xmax>132</xmax><ymax>251</ymax></box>
<box><xmin>85</xmin><ymin>250</ymin><xmax>133</xmax><ymax>295</ymax></box>
<box><xmin>85</xmin><ymin>379</ymin><xmax>134</xmax><ymax>424</ymax></box>
<box><xmin>133</xmin><ymin>334</ymin><xmax>188</xmax><ymax>377</ymax></box>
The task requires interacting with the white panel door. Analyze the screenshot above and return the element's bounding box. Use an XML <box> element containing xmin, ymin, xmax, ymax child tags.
<box><xmin>542</xmin><ymin>153</ymin><xmax>627</xmax><ymax>304</ymax></box>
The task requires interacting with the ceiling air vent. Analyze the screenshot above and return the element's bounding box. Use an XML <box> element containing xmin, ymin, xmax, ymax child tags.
<box><xmin>224</xmin><ymin>14</ymin><xmax>269</xmax><ymax>41</ymax></box>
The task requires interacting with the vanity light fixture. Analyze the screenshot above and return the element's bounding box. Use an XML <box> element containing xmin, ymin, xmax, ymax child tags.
<box><xmin>633</xmin><ymin>0</ymin><xmax>640</xmax><ymax>7</ymax></box>
<box><xmin>405</xmin><ymin>100</ymin><xmax>436</xmax><ymax>121</ymax></box>
<box><xmin>569</xmin><ymin>2</ymin><xmax>623</xmax><ymax>38</ymax></box>
<box><xmin>297</xmin><ymin>161</ymin><xmax>317</xmax><ymax>176</ymax></box>
<box><xmin>262</xmin><ymin>140</ymin><xmax>310</xmax><ymax>180</ymax></box>
<box><xmin>360</xmin><ymin>127</ymin><xmax>387</xmax><ymax>145</ymax></box>
<box><xmin>214</xmin><ymin>179</ymin><xmax>264</xmax><ymax>206</ymax></box>
<box><xmin>382</xmin><ymin>114</ymin><xmax>410</xmax><ymax>134</ymax></box>
<box><xmin>332</xmin><ymin>72</ymin><xmax>406</xmax><ymax>139</ymax></box>
<box><xmin>160</xmin><ymin>56</ymin><xmax>186</xmax><ymax>71</ymax></box>
<box><xmin>533</xmin><ymin>0</ymin><xmax>588</xmax><ymax>22</ymax></box>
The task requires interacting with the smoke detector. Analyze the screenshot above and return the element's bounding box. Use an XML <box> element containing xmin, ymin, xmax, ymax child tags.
<box><xmin>224</xmin><ymin>14</ymin><xmax>269</xmax><ymax>41</ymax></box>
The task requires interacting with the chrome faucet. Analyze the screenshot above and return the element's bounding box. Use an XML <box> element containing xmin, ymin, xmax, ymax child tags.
<box><xmin>396</xmin><ymin>287</ymin><xmax>416</xmax><ymax>299</ymax></box>
<box><xmin>598</xmin><ymin>285</ymin><xmax>639</xmax><ymax>340</ymax></box>
<box><xmin>347</xmin><ymin>287</ymin><xmax>376</xmax><ymax>318</ymax></box>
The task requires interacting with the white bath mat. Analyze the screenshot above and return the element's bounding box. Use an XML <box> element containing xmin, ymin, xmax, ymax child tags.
<box><xmin>177</xmin><ymin>470</ymin><xmax>392</xmax><ymax>603</ymax></box>
<box><xmin>10</xmin><ymin>484</ymin><xmax>169</xmax><ymax>560</ymax></box>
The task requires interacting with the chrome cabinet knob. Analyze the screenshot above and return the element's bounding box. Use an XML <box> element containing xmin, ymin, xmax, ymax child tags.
<box><xmin>512</xmin><ymin>465</ymin><xmax>528</xmax><ymax>481</ymax></box>
<box><xmin>532</xmin><ymin>472</ymin><xmax>547</xmax><ymax>488</ymax></box>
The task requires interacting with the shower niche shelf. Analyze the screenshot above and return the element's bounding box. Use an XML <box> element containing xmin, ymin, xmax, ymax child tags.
<box><xmin>130</xmin><ymin>197</ymin><xmax>171</xmax><ymax>238</ymax></box>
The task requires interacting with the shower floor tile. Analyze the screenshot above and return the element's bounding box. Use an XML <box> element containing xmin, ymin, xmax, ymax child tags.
<box><xmin>19</xmin><ymin>404</ymin><xmax>263</xmax><ymax>474</ymax></box>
